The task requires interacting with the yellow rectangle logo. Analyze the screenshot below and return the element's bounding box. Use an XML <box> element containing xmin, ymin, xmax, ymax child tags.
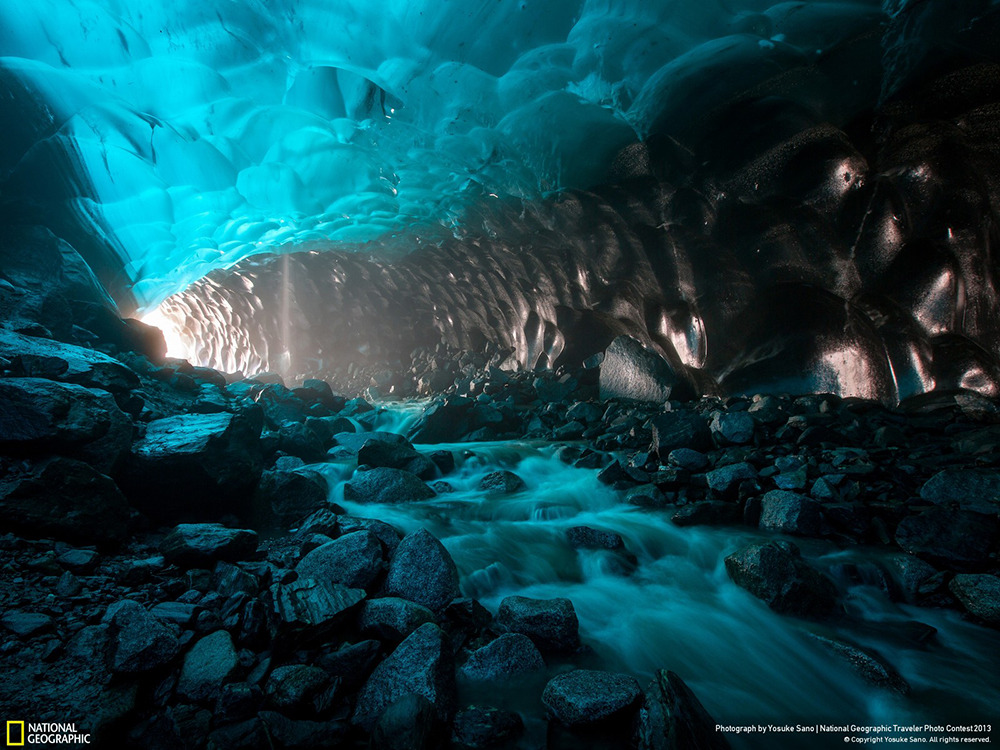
<box><xmin>6</xmin><ymin>721</ymin><xmax>25</xmax><ymax>746</ymax></box>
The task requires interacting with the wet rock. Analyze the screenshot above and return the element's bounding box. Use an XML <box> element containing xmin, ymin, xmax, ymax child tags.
<box><xmin>478</xmin><ymin>470</ymin><xmax>526</xmax><ymax>494</ymax></box>
<box><xmin>949</xmin><ymin>574</ymin><xmax>1000</xmax><ymax>626</ymax></box>
<box><xmin>353</xmin><ymin>623</ymin><xmax>456</xmax><ymax>731</ymax></box>
<box><xmin>668</xmin><ymin>448</ymin><xmax>708</xmax><ymax>471</ymax></box>
<box><xmin>599</xmin><ymin>336</ymin><xmax>683</xmax><ymax>403</ymax></box>
<box><xmin>265</xmin><ymin>664</ymin><xmax>329</xmax><ymax>713</ymax></box>
<box><xmin>338</xmin><ymin>516</ymin><xmax>404</xmax><ymax>554</ymax></box>
<box><xmin>759</xmin><ymin>490</ymin><xmax>822</xmax><ymax>536</ymax></box>
<box><xmin>451</xmin><ymin>705</ymin><xmax>524</xmax><ymax>749</ymax></box>
<box><xmin>344</xmin><ymin>467</ymin><xmax>435</xmax><ymax>505</ymax></box>
<box><xmin>1</xmin><ymin>610</ymin><xmax>54</xmax><ymax>638</ymax></box>
<box><xmin>0</xmin><ymin>377</ymin><xmax>132</xmax><ymax>473</ymax></box>
<box><xmin>895</xmin><ymin>507</ymin><xmax>998</xmax><ymax>571</ymax></box>
<box><xmin>317</xmin><ymin>640</ymin><xmax>381</xmax><ymax>692</ymax></box>
<box><xmin>105</xmin><ymin>599</ymin><xmax>179</xmax><ymax>673</ymax></box>
<box><xmin>359</xmin><ymin>597</ymin><xmax>437</xmax><ymax>641</ymax></box>
<box><xmin>0</xmin><ymin>457</ymin><xmax>129</xmax><ymax>545</ymax></box>
<box><xmin>160</xmin><ymin>524</ymin><xmax>258</xmax><ymax>568</ymax></box>
<box><xmin>650</xmin><ymin>412</ymin><xmax>712</xmax><ymax>458</ymax></box>
<box><xmin>121</xmin><ymin>411</ymin><xmax>263</xmax><ymax>522</ymax></box>
<box><xmin>408</xmin><ymin>398</ymin><xmax>474</xmax><ymax>443</ymax></box>
<box><xmin>809</xmin><ymin>635</ymin><xmax>910</xmax><ymax>694</ymax></box>
<box><xmin>566</xmin><ymin>526</ymin><xmax>626</xmax><ymax>551</ymax></box>
<box><xmin>371</xmin><ymin>693</ymin><xmax>440</xmax><ymax>750</ymax></box>
<box><xmin>671</xmin><ymin>502</ymin><xmax>741</xmax><ymax>527</ymax></box>
<box><xmin>459</xmin><ymin>633</ymin><xmax>545</xmax><ymax>682</ymax></box>
<box><xmin>0</xmin><ymin>328</ymin><xmax>139</xmax><ymax>393</ymax></box>
<box><xmin>920</xmin><ymin>470</ymin><xmax>1000</xmax><ymax>514</ymax></box>
<box><xmin>705</xmin><ymin>462</ymin><xmax>756</xmax><ymax>496</ymax></box>
<box><xmin>385</xmin><ymin>528</ymin><xmax>461</xmax><ymax>612</ymax></box>
<box><xmin>177</xmin><ymin>630</ymin><xmax>239</xmax><ymax>703</ymax></box>
<box><xmin>709</xmin><ymin>411</ymin><xmax>755</xmax><ymax>445</ymax></box>
<box><xmin>295</xmin><ymin>530</ymin><xmax>384</xmax><ymax>590</ymax></box>
<box><xmin>636</xmin><ymin>669</ymin><xmax>729</xmax><ymax>750</ymax></box>
<box><xmin>542</xmin><ymin>669</ymin><xmax>642</xmax><ymax>726</ymax></box>
<box><xmin>358</xmin><ymin>439</ymin><xmax>438</xmax><ymax>480</ymax></box>
<box><xmin>495</xmin><ymin>595</ymin><xmax>581</xmax><ymax>655</ymax></box>
<box><xmin>56</xmin><ymin>548</ymin><xmax>99</xmax><ymax>573</ymax></box>
<box><xmin>724</xmin><ymin>541</ymin><xmax>838</xmax><ymax>617</ymax></box>
<box><xmin>252</xmin><ymin>470</ymin><xmax>327</xmax><ymax>529</ymax></box>
<box><xmin>887</xmin><ymin>554</ymin><xmax>939</xmax><ymax>603</ymax></box>
<box><xmin>269</xmin><ymin>579</ymin><xmax>366</xmax><ymax>643</ymax></box>
<box><xmin>258</xmin><ymin>711</ymin><xmax>348</xmax><ymax>749</ymax></box>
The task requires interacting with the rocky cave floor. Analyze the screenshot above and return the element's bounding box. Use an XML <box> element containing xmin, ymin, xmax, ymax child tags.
<box><xmin>1</xmin><ymin>325</ymin><xmax>1000</xmax><ymax>749</ymax></box>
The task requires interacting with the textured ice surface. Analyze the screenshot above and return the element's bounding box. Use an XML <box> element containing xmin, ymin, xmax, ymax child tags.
<box><xmin>0</xmin><ymin>0</ymin><xmax>900</xmax><ymax>310</ymax></box>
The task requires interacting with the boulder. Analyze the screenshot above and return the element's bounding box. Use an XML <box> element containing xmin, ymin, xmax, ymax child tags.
<box><xmin>809</xmin><ymin>635</ymin><xmax>910</xmax><ymax>694</ymax></box>
<box><xmin>0</xmin><ymin>377</ymin><xmax>132</xmax><ymax>473</ymax></box>
<box><xmin>478</xmin><ymin>470</ymin><xmax>526</xmax><ymax>495</ymax></box>
<box><xmin>920</xmin><ymin>470</ymin><xmax>1000</xmax><ymax>514</ymax></box>
<box><xmin>104</xmin><ymin>599</ymin><xmax>179</xmax><ymax>674</ymax></box>
<box><xmin>1</xmin><ymin>610</ymin><xmax>54</xmax><ymax>638</ymax></box>
<box><xmin>451</xmin><ymin>706</ymin><xmax>524</xmax><ymax>749</ymax></box>
<box><xmin>650</xmin><ymin>412</ymin><xmax>712</xmax><ymax>458</ymax></box>
<box><xmin>358</xmin><ymin>439</ymin><xmax>437</xmax><ymax>480</ymax></box>
<box><xmin>160</xmin><ymin>524</ymin><xmax>259</xmax><ymax>568</ymax></box>
<box><xmin>709</xmin><ymin>411</ymin><xmax>755</xmax><ymax>445</ymax></box>
<box><xmin>295</xmin><ymin>530</ymin><xmax>385</xmax><ymax>590</ymax></box>
<box><xmin>269</xmin><ymin>579</ymin><xmax>366</xmax><ymax>643</ymax></box>
<box><xmin>408</xmin><ymin>398</ymin><xmax>474</xmax><ymax>443</ymax></box>
<box><xmin>671</xmin><ymin>502</ymin><xmax>741</xmax><ymax>527</ymax></box>
<box><xmin>705</xmin><ymin>462</ymin><xmax>756</xmax><ymax>496</ymax></box>
<box><xmin>459</xmin><ymin>633</ymin><xmax>545</xmax><ymax>682</ymax></box>
<box><xmin>121</xmin><ymin>410</ymin><xmax>263</xmax><ymax>522</ymax></box>
<box><xmin>344</xmin><ymin>467</ymin><xmax>435</xmax><ymax>505</ymax></box>
<box><xmin>566</xmin><ymin>526</ymin><xmax>626</xmax><ymax>551</ymax></box>
<box><xmin>599</xmin><ymin>336</ymin><xmax>681</xmax><ymax>403</ymax></box>
<box><xmin>0</xmin><ymin>457</ymin><xmax>129</xmax><ymax>545</ymax></box>
<box><xmin>0</xmin><ymin>328</ymin><xmax>139</xmax><ymax>393</ymax></box>
<box><xmin>542</xmin><ymin>669</ymin><xmax>642</xmax><ymax>726</ymax></box>
<box><xmin>177</xmin><ymin>630</ymin><xmax>239</xmax><ymax>703</ymax></box>
<box><xmin>949</xmin><ymin>574</ymin><xmax>1000</xmax><ymax>626</ymax></box>
<box><xmin>353</xmin><ymin>623</ymin><xmax>456</xmax><ymax>731</ymax></box>
<box><xmin>495</xmin><ymin>595</ymin><xmax>581</xmax><ymax>655</ymax></box>
<box><xmin>724</xmin><ymin>541</ymin><xmax>838</xmax><ymax>617</ymax></box>
<box><xmin>635</xmin><ymin>670</ymin><xmax>729</xmax><ymax>750</ymax></box>
<box><xmin>265</xmin><ymin>664</ymin><xmax>330</xmax><ymax>713</ymax></box>
<box><xmin>359</xmin><ymin>597</ymin><xmax>437</xmax><ymax>641</ymax></box>
<box><xmin>758</xmin><ymin>490</ymin><xmax>821</xmax><ymax>536</ymax></box>
<box><xmin>385</xmin><ymin>529</ymin><xmax>461</xmax><ymax>612</ymax></box>
<box><xmin>252</xmin><ymin>470</ymin><xmax>328</xmax><ymax>529</ymax></box>
<box><xmin>371</xmin><ymin>693</ymin><xmax>440</xmax><ymax>750</ymax></box>
<box><xmin>257</xmin><ymin>712</ymin><xmax>348</xmax><ymax>749</ymax></box>
<box><xmin>895</xmin><ymin>508</ymin><xmax>998</xmax><ymax>571</ymax></box>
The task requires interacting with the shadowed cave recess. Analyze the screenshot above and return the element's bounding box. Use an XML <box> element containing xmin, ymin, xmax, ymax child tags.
<box><xmin>4</xmin><ymin>2</ymin><xmax>1000</xmax><ymax>749</ymax></box>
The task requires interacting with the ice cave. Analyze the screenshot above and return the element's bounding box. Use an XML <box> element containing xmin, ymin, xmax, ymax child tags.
<box><xmin>0</xmin><ymin>1</ymin><xmax>998</xmax><ymax>748</ymax></box>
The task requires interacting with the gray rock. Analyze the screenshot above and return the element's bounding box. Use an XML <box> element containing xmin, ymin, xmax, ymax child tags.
<box><xmin>636</xmin><ymin>670</ymin><xmax>729</xmax><ymax>750</ymax></box>
<box><xmin>667</xmin><ymin>448</ymin><xmax>708</xmax><ymax>471</ymax></box>
<box><xmin>671</xmin><ymin>502</ymin><xmax>741</xmax><ymax>527</ymax></box>
<box><xmin>759</xmin><ymin>490</ymin><xmax>821</xmax><ymax>536</ymax></box>
<box><xmin>709</xmin><ymin>411</ymin><xmax>755</xmax><ymax>445</ymax></box>
<box><xmin>160</xmin><ymin>524</ymin><xmax>259</xmax><ymax>568</ymax></box>
<box><xmin>122</xmin><ymin>411</ymin><xmax>263</xmax><ymax>522</ymax></box>
<box><xmin>177</xmin><ymin>630</ymin><xmax>239</xmax><ymax>702</ymax></box>
<box><xmin>408</xmin><ymin>398</ymin><xmax>474</xmax><ymax>444</ymax></box>
<box><xmin>358</xmin><ymin>439</ymin><xmax>438</xmax><ymax>480</ymax></box>
<box><xmin>724</xmin><ymin>542</ymin><xmax>838</xmax><ymax>617</ymax></box>
<box><xmin>150</xmin><ymin>602</ymin><xmax>200</xmax><ymax>628</ymax></box>
<box><xmin>0</xmin><ymin>328</ymin><xmax>139</xmax><ymax>393</ymax></box>
<box><xmin>0</xmin><ymin>610</ymin><xmax>53</xmax><ymax>638</ymax></box>
<box><xmin>495</xmin><ymin>595</ymin><xmax>581</xmax><ymax>654</ymax></box>
<box><xmin>265</xmin><ymin>664</ymin><xmax>329</xmax><ymax>712</ymax></box>
<box><xmin>105</xmin><ymin>599</ymin><xmax>180</xmax><ymax>673</ymax></box>
<box><xmin>566</xmin><ymin>526</ymin><xmax>626</xmax><ymax>551</ymax></box>
<box><xmin>451</xmin><ymin>706</ymin><xmax>524</xmax><ymax>749</ymax></box>
<box><xmin>57</xmin><ymin>548</ymin><xmax>99</xmax><ymax>572</ymax></box>
<box><xmin>599</xmin><ymin>336</ymin><xmax>681</xmax><ymax>403</ymax></box>
<box><xmin>478</xmin><ymin>470</ymin><xmax>525</xmax><ymax>495</ymax></box>
<box><xmin>338</xmin><ymin>516</ymin><xmax>404</xmax><ymax>554</ymax></box>
<box><xmin>296</xmin><ymin>530</ymin><xmax>385</xmax><ymax>590</ymax></box>
<box><xmin>459</xmin><ymin>633</ymin><xmax>545</xmax><ymax>682</ymax></box>
<box><xmin>920</xmin><ymin>470</ymin><xmax>1000</xmax><ymax>514</ymax></box>
<box><xmin>0</xmin><ymin>457</ymin><xmax>129</xmax><ymax>545</ymax></box>
<box><xmin>359</xmin><ymin>597</ymin><xmax>437</xmax><ymax>642</ymax></box>
<box><xmin>895</xmin><ymin>508</ymin><xmax>998</xmax><ymax>571</ymax></box>
<box><xmin>270</xmin><ymin>579</ymin><xmax>366</xmax><ymax>643</ymax></box>
<box><xmin>542</xmin><ymin>669</ymin><xmax>642</xmax><ymax>726</ymax></box>
<box><xmin>258</xmin><ymin>711</ymin><xmax>347</xmax><ymax>749</ymax></box>
<box><xmin>809</xmin><ymin>635</ymin><xmax>910</xmax><ymax>694</ymax></box>
<box><xmin>344</xmin><ymin>467</ymin><xmax>435</xmax><ymax>505</ymax></box>
<box><xmin>650</xmin><ymin>412</ymin><xmax>712</xmax><ymax>457</ymax></box>
<box><xmin>705</xmin><ymin>462</ymin><xmax>756</xmax><ymax>495</ymax></box>
<box><xmin>0</xmin><ymin>378</ymin><xmax>132</xmax><ymax>473</ymax></box>
<box><xmin>253</xmin><ymin>470</ymin><xmax>327</xmax><ymax>528</ymax></box>
<box><xmin>949</xmin><ymin>574</ymin><xmax>1000</xmax><ymax>626</ymax></box>
<box><xmin>353</xmin><ymin>623</ymin><xmax>456</xmax><ymax>731</ymax></box>
<box><xmin>385</xmin><ymin>529</ymin><xmax>461</xmax><ymax>612</ymax></box>
<box><xmin>371</xmin><ymin>693</ymin><xmax>440</xmax><ymax>750</ymax></box>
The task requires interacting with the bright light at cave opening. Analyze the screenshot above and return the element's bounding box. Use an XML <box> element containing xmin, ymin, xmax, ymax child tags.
<box><xmin>142</xmin><ymin>306</ymin><xmax>191</xmax><ymax>361</ymax></box>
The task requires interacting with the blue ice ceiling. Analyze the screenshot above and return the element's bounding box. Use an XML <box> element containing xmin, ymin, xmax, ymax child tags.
<box><xmin>0</xmin><ymin>0</ymin><xmax>902</xmax><ymax>313</ymax></box>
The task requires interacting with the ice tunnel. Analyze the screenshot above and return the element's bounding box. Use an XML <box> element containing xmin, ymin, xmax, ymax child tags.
<box><xmin>3</xmin><ymin>0</ymin><xmax>1000</xmax><ymax>401</ymax></box>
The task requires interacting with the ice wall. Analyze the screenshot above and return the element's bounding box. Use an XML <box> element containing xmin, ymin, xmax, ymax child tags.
<box><xmin>0</xmin><ymin>0</ymin><xmax>904</xmax><ymax>312</ymax></box>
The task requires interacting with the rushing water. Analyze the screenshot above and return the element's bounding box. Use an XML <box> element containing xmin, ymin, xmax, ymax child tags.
<box><xmin>309</xmin><ymin>405</ymin><xmax>1000</xmax><ymax>748</ymax></box>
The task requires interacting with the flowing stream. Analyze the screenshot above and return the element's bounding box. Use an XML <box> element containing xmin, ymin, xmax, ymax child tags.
<box><xmin>310</xmin><ymin>404</ymin><xmax>1000</xmax><ymax>747</ymax></box>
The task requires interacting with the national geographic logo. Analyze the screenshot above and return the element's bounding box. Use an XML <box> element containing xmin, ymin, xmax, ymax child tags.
<box><xmin>6</xmin><ymin>722</ymin><xmax>90</xmax><ymax>745</ymax></box>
